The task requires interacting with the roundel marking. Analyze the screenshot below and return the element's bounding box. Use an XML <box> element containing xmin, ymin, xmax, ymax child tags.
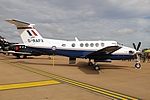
<box><xmin>51</xmin><ymin>46</ymin><xmax>57</xmax><ymax>50</ymax></box>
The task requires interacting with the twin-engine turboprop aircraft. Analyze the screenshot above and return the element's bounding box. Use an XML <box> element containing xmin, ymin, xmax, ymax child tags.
<box><xmin>5</xmin><ymin>19</ymin><xmax>141</xmax><ymax>70</ymax></box>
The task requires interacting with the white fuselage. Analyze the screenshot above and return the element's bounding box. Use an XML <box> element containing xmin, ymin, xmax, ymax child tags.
<box><xmin>25</xmin><ymin>37</ymin><xmax>136</xmax><ymax>59</ymax></box>
<box><xmin>6</xmin><ymin>19</ymin><xmax>136</xmax><ymax>60</ymax></box>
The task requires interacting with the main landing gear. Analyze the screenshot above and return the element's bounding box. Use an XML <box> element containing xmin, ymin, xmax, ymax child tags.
<box><xmin>88</xmin><ymin>60</ymin><xmax>100</xmax><ymax>71</ymax></box>
<box><xmin>15</xmin><ymin>55</ymin><xmax>27</xmax><ymax>59</ymax></box>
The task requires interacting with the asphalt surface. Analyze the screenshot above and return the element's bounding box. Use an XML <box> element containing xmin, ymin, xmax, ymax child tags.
<box><xmin>0</xmin><ymin>54</ymin><xmax>150</xmax><ymax>100</ymax></box>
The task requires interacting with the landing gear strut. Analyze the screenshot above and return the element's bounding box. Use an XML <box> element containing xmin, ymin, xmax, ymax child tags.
<box><xmin>135</xmin><ymin>54</ymin><xmax>141</xmax><ymax>69</ymax></box>
<box><xmin>16</xmin><ymin>55</ymin><xmax>20</xmax><ymax>59</ymax></box>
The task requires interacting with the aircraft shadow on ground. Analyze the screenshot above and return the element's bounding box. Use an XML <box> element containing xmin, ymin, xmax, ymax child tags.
<box><xmin>15</xmin><ymin>60</ymin><xmax>100</xmax><ymax>74</ymax></box>
<box><xmin>77</xmin><ymin>62</ymin><xmax>100</xmax><ymax>74</ymax></box>
<box><xmin>14</xmin><ymin>60</ymin><xmax>129</xmax><ymax>75</ymax></box>
<box><xmin>77</xmin><ymin>62</ymin><xmax>129</xmax><ymax>74</ymax></box>
<box><xmin>15</xmin><ymin>60</ymin><xmax>77</xmax><ymax>67</ymax></box>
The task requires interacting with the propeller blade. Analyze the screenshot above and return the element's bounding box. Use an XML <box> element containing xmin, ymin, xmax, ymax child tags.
<box><xmin>133</xmin><ymin>43</ymin><xmax>136</xmax><ymax>50</ymax></box>
<box><xmin>136</xmin><ymin>42</ymin><xmax>141</xmax><ymax>51</ymax></box>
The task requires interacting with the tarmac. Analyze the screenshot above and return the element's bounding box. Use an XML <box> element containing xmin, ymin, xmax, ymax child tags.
<box><xmin>0</xmin><ymin>53</ymin><xmax>150</xmax><ymax>100</ymax></box>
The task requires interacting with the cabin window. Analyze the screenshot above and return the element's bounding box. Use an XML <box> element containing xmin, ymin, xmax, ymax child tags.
<box><xmin>80</xmin><ymin>43</ymin><xmax>84</xmax><ymax>47</ymax></box>
<box><xmin>101</xmin><ymin>43</ymin><xmax>104</xmax><ymax>47</ymax></box>
<box><xmin>62</xmin><ymin>44</ymin><xmax>66</xmax><ymax>47</ymax></box>
<box><xmin>90</xmin><ymin>43</ymin><xmax>94</xmax><ymax>47</ymax></box>
<box><xmin>72</xmin><ymin>43</ymin><xmax>75</xmax><ymax>47</ymax></box>
<box><xmin>85</xmin><ymin>43</ymin><xmax>89</xmax><ymax>47</ymax></box>
<box><xmin>95</xmin><ymin>43</ymin><xmax>99</xmax><ymax>47</ymax></box>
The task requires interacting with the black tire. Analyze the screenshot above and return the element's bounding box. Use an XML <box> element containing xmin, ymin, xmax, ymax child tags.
<box><xmin>48</xmin><ymin>56</ymin><xmax>51</xmax><ymax>60</ymax></box>
<box><xmin>135</xmin><ymin>63</ymin><xmax>141</xmax><ymax>69</ymax></box>
<box><xmin>94</xmin><ymin>65</ymin><xmax>100</xmax><ymax>71</ymax></box>
<box><xmin>16</xmin><ymin>55</ymin><xmax>20</xmax><ymax>59</ymax></box>
<box><xmin>23</xmin><ymin>55</ymin><xmax>27</xmax><ymax>59</ymax></box>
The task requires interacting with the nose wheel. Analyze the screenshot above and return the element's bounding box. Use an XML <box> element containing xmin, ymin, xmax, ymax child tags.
<box><xmin>135</xmin><ymin>63</ymin><xmax>141</xmax><ymax>69</ymax></box>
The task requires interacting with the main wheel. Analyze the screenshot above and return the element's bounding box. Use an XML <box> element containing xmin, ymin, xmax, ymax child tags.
<box><xmin>48</xmin><ymin>56</ymin><xmax>51</xmax><ymax>60</ymax></box>
<box><xmin>135</xmin><ymin>63</ymin><xmax>141</xmax><ymax>69</ymax></box>
<box><xmin>88</xmin><ymin>62</ymin><xmax>93</xmax><ymax>66</ymax></box>
<box><xmin>94</xmin><ymin>65</ymin><xmax>100</xmax><ymax>71</ymax></box>
<box><xmin>23</xmin><ymin>55</ymin><xmax>27</xmax><ymax>58</ymax></box>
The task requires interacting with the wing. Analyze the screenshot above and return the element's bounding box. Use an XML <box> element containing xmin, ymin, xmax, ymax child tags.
<box><xmin>86</xmin><ymin>46</ymin><xmax>121</xmax><ymax>59</ymax></box>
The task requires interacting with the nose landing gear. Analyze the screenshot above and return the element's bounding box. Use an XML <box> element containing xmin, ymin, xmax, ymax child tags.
<box><xmin>133</xmin><ymin>42</ymin><xmax>142</xmax><ymax>69</ymax></box>
<box><xmin>135</xmin><ymin>58</ymin><xmax>141</xmax><ymax>69</ymax></box>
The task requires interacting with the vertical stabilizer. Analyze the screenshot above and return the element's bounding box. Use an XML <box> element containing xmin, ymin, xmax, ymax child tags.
<box><xmin>5</xmin><ymin>19</ymin><xmax>43</xmax><ymax>46</ymax></box>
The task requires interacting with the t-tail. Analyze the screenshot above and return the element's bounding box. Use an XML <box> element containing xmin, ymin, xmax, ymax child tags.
<box><xmin>5</xmin><ymin>19</ymin><xmax>44</xmax><ymax>46</ymax></box>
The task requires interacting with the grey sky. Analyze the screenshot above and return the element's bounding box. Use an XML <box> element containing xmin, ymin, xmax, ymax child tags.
<box><xmin>0</xmin><ymin>0</ymin><xmax>150</xmax><ymax>48</ymax></box>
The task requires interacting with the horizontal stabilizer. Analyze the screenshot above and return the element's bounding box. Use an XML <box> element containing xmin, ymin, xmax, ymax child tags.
<box><xmin>5</xmin><ymin>19</ymin><xmax>32</xmax><ymax>27</ymax></box>
<box><xmin>0</xmin><ymin>50</ymin><xmax>31</xmax><ymax>55</ymax></box>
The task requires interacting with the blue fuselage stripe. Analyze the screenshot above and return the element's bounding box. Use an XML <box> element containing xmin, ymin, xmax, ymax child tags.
<box><xmin>26</xmin><ymin>47</ymin><xmax>134</xmax><ymax>60</ymax></box>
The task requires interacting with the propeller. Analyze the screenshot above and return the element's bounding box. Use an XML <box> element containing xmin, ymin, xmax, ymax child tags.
<box><xmin>133</xmin><ymin>43</ymin><xmax>136</xmax><ymax>50</ymax></box>
<box><xmin>132</xmin><ymin>42</ymin><xmax>142</xmax><ymax>69</ymax></box>
<box><xmin>133</xmin><ymin>42</ymin><xmax>141</xmax><ymax>51</ymax></box>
